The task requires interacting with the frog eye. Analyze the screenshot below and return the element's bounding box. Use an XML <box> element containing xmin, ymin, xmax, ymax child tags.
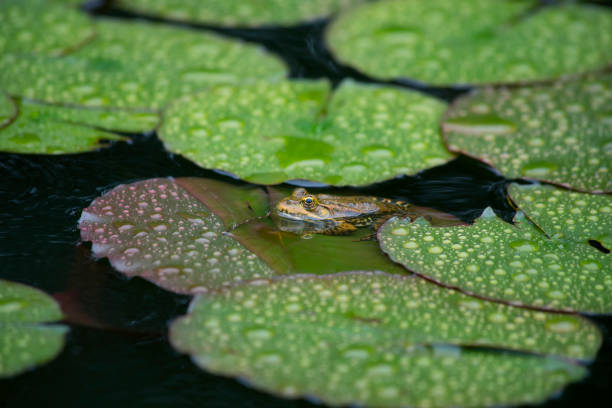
<box><xmin>301</xmin><ymin>196</ymin><xmax>318</xmax><ymax>210</ymax></box>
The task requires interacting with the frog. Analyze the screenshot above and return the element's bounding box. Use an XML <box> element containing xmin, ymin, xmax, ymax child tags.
<box><xmin>274</xmin><ymin>187</ymin><xmax>414</xmax><ymax>236</ymax></box>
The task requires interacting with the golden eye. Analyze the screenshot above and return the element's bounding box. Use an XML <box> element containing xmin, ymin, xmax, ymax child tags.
<box><xmin>301</xmin><ymin>196</ymin><xmax>318</xmax><ymax>210</ymax></box>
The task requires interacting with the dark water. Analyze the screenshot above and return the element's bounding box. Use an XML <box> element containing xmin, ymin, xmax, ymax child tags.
<box><xmin>1</xmin><ymin>1</ymin><xmax>611</xmax><ymax>407</ymax></box>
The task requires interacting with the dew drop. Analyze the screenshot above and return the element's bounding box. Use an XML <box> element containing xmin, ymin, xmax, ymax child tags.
<box><xmin>285</xmin><ymin>303</ymin><xmax>302</xmax><ymax>312</ymax></box>
<box><xmin>509</xmin><ymin>240</ymin><xmax>538</xmax><ymax>252</ymax></box>
<box><xmin>512</xmin><ymin>273</ymin><xmax>529</xmax><ymax>282</ymax></box>
<box><xmin>488</xmin><ymin>312</ymin><xmax>507</xmax><ymax>323</ymax></box>
<box><xmin>342</xmin><ymin>163</ymin><xmax>368</xmax><ymax>173</ymax></box>
<box><xmin>0</xmin><ymin>299</ymin><xmax>25</xmax><ymax>313</ymax></box>
<box><xmin>403</xmin><ymin>241</ymin><xmax>418</xmax><ymax>249</ymax></box>
<box><xmin>366</xmin><ymin>363</ymin><xmax>395</xmax><ymax>376</ymax></box>
<box><xmin>521</xmin><ymin>162</ymin><xmax>558</xmax><ymax>178</ymax></box>
<box><xmin>189</xmin><ymin>127</ymin><xmax>209</xmax><ymax>138</ymax></box>
<box><xmin>391</xmin><ymin>227</ymin><xmax>409</xmax><ymax>236</ymax></box>
<box><xmin>342</xmin><ymin>346</ymin><xmax>372</xmax><ymax>360</ymax></box>
<box><xmin>361</xmin><ymin>145</ymin><xmax>394</xmax><ymax>159</ymax></box>
<box><xmin>428</xmin><ymin>246</ymin><xmax>443</xmax><ymax>254</ymax></box>
<box><xmin>443</xmin><ymin>114</ymin><xmax>516</xmax><ymax>135</ymax></box>
<box><xmin>245</xmin><ymin>327</ymin><xmax>273</xmax><ymax>341</ymax></box>
<box><xmin>458</xmin><ymin>299</ymin><xmax>482</xmax><ymax>310</ymax></box>
<box><xmin>378</xmin><ymin>386</ymin><xmax>400</xmax><ymax>399</ymax></box>
<box><xmin>545</xmin><ymin>318</ymin><xmax>578</xmax><ymax>333</ymax></box>
<box><xmin>466</xmin><ymin>264</ymin><xmax>479</xmax><ymax>272</ymax></box>
<box><xmin>547</xmin><ymin>290</ymin><xmax>565</xmax><ymax>300</ymax></box>
<box><xmin>256</xmin><ymin>353</ymin><xmax>282</xmax><ymax>365</ymax></box>
<box><xmin>581</xmin><ymin>260</ymin><xmax>602</xmax><ymax>271</ymax></box>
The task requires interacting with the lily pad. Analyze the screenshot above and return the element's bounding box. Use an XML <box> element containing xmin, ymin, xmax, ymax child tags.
<box><xmin>443</xmin><ymin>75</ymin><xmax>612</xmax><ymax>192</ymax></box>
<box><xmin>0</xmin><ymin>279</ymin><xmax>68</xmax><ymax>378</ymax></box>
<box><xmin>118</xmin><ymin>0</ymin><xmax>364</xmax><ymax>26</ymax></box>
<box><xmin>509</xmin><ymin>184</ymin><xmax>612</xmax><ymax>250</ymax></box>
<box><xmin>79</xmin><ymin>178</ymin><xmax>277</xmax><ymax>294</ymax></box>
<box><xmin>379</xmin><ymin>208</ymin><xmax>612</xmax><ymax>313</ymax></box>
<box><xmin>0</xmin><ymin>100</ymin><xmax>138</xmax><ymax>154</ymax></box>
<box><xmin>170</xmin><ymin>272</ymin><xmax>590</xmax><ymax>407</ymax></box>
<box><xmin>327</xmin><ymin>0</ymin><xmax>612</xmax><ymax>85</ymax></box>
<box><xmin>80</xmin><ymin>177</ymin><xmax>467</xmax><ymax>293</ymax></box>
<box><xmin>0</xmin><ymin>0</ymin><xmax>94</xmax><ymax>56</ymax></box>
<box><xmin>0</xmin><ymin>19</ymin><xmax>287</xmax><ymax>109</ymax></box>
<box><xmin>160</xmin><ymin>79</ymin><xmax>451</xmax><ymax>186</ymax></box>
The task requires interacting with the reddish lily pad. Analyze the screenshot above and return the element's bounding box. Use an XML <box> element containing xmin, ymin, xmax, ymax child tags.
<box><xmin>443</xmin><ymin>74</ymin><xmax>612</xmax><ymax>193</ymax></box>
<box><xmin>0</xmin><ymin>280</ymin><xmax>68</xmax><ymax>378</ymax></box>
<box><xmin>170</xmin><ymin>272</ymin><xmax>591</xmax><ymax>407</ymax></box>
<box><xmin>79</xmin><ymin>178</ymin><xmax>276</xmax><ymax>294</ymax></box>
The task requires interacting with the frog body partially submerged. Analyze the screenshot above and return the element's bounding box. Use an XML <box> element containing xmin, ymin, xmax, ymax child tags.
<box><xmin>274</xmin><ymin>188</ymin><xmax>413</xmax><ymax>236</ymax></box>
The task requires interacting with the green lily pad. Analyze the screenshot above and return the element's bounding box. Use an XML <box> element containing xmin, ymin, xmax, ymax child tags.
<box><xmin>379</xmin><ymin>208</ymin><xmax>612</xmax><ymax>313</ymax></box>
<box><xmin>170</xmin><ymin>272</ymin><xmax>590</xmax><ymax>407</ymax></box>
<box><xmin>443</xmin><ymin>75</ymin><xmax>612</xmax><ymax>192</ymax></box>
<box><xmin>0</xmin><ymin>19</ymin><xmax>287</xmax><ymax>109</ymax></box>
<box><xmin>0</xmin><ymin>0</ymin><xmax>94</xmax><ymax>56</ymax></box>
<box><xmin>230</xmin><ymin>219</ymin><xmax>411</xmax><ymax>277</ymax></box>
<box><xmin>79</xmin><ymin>178</ymin><xmax>276</xmax><ymax>294</ymax></box>
<box><xmin>160</xmin><ymin>79</ymin><xmax>451</xmax><ymax>186</ymax></box>
<box><xmin>0</xmin><ymin>279</ymin><xmax>68</xmax><ymax>378</ymax></box>
<box><xmin>327</xmin><ymin>0</ymin><xmax>612</xmax><ymax>85</ymax></box>
<box><xmin>0</xmin><ymin>100</ymin><xmax>137</xmax><ymax>154</ymax></box>
<box><xmin>118</xmin><ymin>0</ymin><xmax>364</xmax><ymax>26</ymax></box>
<box><xmin>509</xmin><ymin>184</ymin><xmax>612</xmax><ymax>250</ymax></box>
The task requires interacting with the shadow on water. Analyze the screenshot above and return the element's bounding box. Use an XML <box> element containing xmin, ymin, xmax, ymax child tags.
<box><xmin>1</xmin><ymin>1</ymin><xmax>611</xmax><ymax>407</ymax></box>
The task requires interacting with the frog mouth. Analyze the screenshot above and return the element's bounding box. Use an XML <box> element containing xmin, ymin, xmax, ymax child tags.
<box><xmin>275</xmin><ymin>204</ymin><xmax>330</xmax><ymax>221</ymax></box>
<box><xmin>275</xmin><ymin>207</ymin><xmax>308</xmax><ymax>221</ymax></box>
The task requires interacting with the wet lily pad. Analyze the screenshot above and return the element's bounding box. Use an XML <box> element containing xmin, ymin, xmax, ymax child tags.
<box><xmin>0</xmin><ymin>279</ymin><xmax>68</xmax><ymax>378</ymax></box>
<box><xmin>327</xmin><ymin>0</ymin><xmax>612</xmax><ymax>85</ymax></box>
<box><xmin>160</xmin><ymin>79</ymin><xmax>451</xmax><ymax>186</ymax></box>
<box><xmin>510</xmin><ymin>184</ymin><xmax>612</xmax><ymax>250</ymax></box>
<box><xmin>379</xmin><ymin>209</ymin><xmax>612</xmax><ymax>313</ymax></box>
<box><xmin>0</xmin><ymin>0</ymin><xmax>94</xmax><ymax>56</ymax></box>
<box><xmin>0</xmin><ymin>100</ymin><xmax>138</xmax><ymax>154</ymax></box>
<box><xmin>443</xmin><ymin>75</ymin><xmax>612</xmax><ymax>192</ymax></box>
<box><xmin>79</xmin><ymin>178</ymin><xmax>276</xmax><ymax>294</ymax></box>
<box><xmin>170</xmin><ymin>272</ymin><xmax>590</xmax><ymax>407</ymax></box>
<box><xmin>118</xmin><ymin>0</ymin><xmax>364</xmax><ymax>26</ymax></box>
<box><xmin>0</xmin><ymin>19</ymin><xmax>287</xmax><ymax>109</ymax></box>
<box><xmin>79</xmin><ymin>178</ymin><xmax>466</xmax><ymax>293</ymax></box>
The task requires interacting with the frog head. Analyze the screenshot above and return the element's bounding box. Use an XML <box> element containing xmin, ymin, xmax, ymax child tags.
<box><xmin>275</xmin><ymin>188</ymin><xmax>376</xmax><ymax>222</ymax></box>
